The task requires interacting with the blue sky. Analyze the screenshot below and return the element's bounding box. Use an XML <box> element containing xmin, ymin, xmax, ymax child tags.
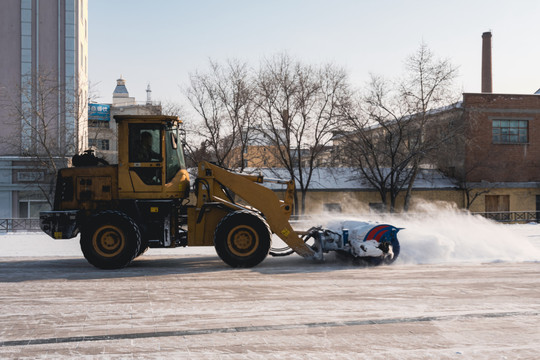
<box><xmin>89</xmin><ymin>0</ymin><xmax>540</xmax><ymax>105</ymax></box>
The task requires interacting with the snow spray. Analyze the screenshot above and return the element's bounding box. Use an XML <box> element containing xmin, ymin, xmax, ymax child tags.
<box><xmin>312</xmin><ymin>201</ymin><xmax>540</xmax><ymax>265</ymax></box>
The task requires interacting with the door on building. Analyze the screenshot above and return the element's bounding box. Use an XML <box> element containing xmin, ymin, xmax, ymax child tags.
<box><xmin>485</xmin><ymin>195</ymin><xmax>510</xmax><ymax>221</ymax></box>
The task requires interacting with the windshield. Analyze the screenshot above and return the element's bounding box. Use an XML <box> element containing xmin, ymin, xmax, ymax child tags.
<box><xmin>165</xmin><ymin>126</ymin><xmax>186</xmax><ymax>183</ymax></box>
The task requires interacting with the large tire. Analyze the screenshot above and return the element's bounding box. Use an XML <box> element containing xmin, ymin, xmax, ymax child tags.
<box><xmin>135</xmin><ymin>234</ymin><xmax>149</xmax><ymax>258</ymax></box>
<box><xmin>80</xmin><ymin>210</ymin><xmax>141</xmax><ymax>269</ymax></box>
<box><xmin>135</xmin><ymin>245</ymin><xmax>149</xmax><ymax>258</ymax></box>
<box><xmin>214</xmin><ymin>211</ymin><xmax>271</xmax><ymax>268</ymax></box>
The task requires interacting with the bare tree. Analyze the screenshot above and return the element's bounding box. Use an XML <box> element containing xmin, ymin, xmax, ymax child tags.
<box><xmin>400</xmin><ymin>44</ymin><xmax>460</xmax><ymax>210</ymax></box>
<box><xmin>254</xmin><ymin>54</ymin><xmax>351</xmax><ymax>214</ymax></box>
<box><xmin>0</xmin><ymin>71</ymin><xmax>88</xmax><ymax>206</ymax></box>
<box><xmin>435</xmin><ymin>110</ymin><xmax>493</xmax><ymax>210</ymax></box>
<box><xmin>185</xmin><ymin>59</ymin><xmax>256</xmax><ymax>170</ymax></box>
<box><xmin>343</xmin><ymin>44</ymin><xmax>460</xmax><ymax>212</ymax></box>
<box><xmin>439</xmin><ymin>167</ymin><xmax>491</xmax><ymax>210</ymax></box>
<box><xmin>342</xmin><ymin>76</ymin><xmax>417</xmax><ymax>211</ymax></box>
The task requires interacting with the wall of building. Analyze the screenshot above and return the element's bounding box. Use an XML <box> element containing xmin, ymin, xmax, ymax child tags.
<box><xmin>464</xmin><ymin>93</ymin><xmax>540</xmax><ymax>183</ymax></box>
<box><xmin>467</xmin><ymin>186</ymin><xmax>540</xmax><ymax>213</ymax></box>
<box><xmin>0</xmin><ymin>0</ymin><xmax>23</xmax><ymax>152</ymax></box>
<box><xmin>270</xmin><ymin>188</ymin><xmax>464</xmax><ymax>215</ymax></box>
<box><xmin>274</xmin><ymin>186</ymin><xmax>539</xmax><ymax>216</ymax></box>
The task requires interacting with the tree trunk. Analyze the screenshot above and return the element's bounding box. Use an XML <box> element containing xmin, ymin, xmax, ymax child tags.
<box><xmin>390</xmin><ymin>197</ymin><xmax>396</xmax><ymax>213</ymax></box>
<box><xmin>378</xmin><ymin>189</ymin><xmax>388</xmax><ymax>212</ymax></box>
<box><xmin>403</xmin><ymin>164</ymin><xmax>419</xmax><ymax>212</ymax></box>
<box><xmin>465</xmin><ymin>189</ymin><xmax>471</xmax><ymax>210</ymax></box>
<box><xmin>293</xmin><ymin>188</ymin><xmax>300</xmax><ymax>216</ymax></box>
<box><xmin>301</xmin><ymin>190</ymin><xmax>307</xmax><ymax>214</ymax></box>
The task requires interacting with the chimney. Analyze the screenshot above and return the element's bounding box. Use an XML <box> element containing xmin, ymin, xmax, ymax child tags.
<box><xmin>481</xmin><ymin>31</ymin><xmax>492</xmax><ymax>93</ymax></box>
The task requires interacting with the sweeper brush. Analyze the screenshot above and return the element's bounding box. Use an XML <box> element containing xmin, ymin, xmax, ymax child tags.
<box><xmin>270</xmin><ymin>220</ymin><xmax>401</xmax><ymax>265</ymax></box>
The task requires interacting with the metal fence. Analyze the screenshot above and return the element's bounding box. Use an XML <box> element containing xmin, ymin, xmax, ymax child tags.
<box><xmin>471</xmin><ymin>211</ymin><xmax>539</xmax><ymax>223</ymax></box>
<box><xmin>0</xmin><ymin>218</ymin><xmax>41</xmax><ymax>232</ymax></box>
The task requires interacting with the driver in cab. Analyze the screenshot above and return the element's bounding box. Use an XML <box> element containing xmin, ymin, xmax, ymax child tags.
<box><xmin>137</xmin><ymin>131</ymin><xmax>160</xmax><ymax>162</ymax></box>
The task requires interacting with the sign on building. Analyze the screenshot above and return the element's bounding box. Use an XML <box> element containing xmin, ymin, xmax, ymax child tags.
<box><xmin>88</xmin><ymin>104</ymin><xmax>111</xmax><ymax>121</ymax></box>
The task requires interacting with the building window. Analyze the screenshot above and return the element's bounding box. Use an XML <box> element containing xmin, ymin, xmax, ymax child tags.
<box><xmin>21</xmin><ymin>0</ymin><xmax>33</xmax><ymax>150</ymax></box>
<box><xmin>17</xmin><ymin>190</ymin><xmax>50</xmax><ymax>218</ymax></box>
<box><xmin>88</xmin><ymin>120</ymin><xmax>109</xmax><ymax>128</ymax></box>
<box><xmin>89</xmin><ymin>139</ymin><xmax>110</xmax><ymax>150</ymax></box>
<box><xmin>18</xmin><ymin>201</ymin><xmax>49</xmax><ymax>218</ymax></box>
<box><xmin>492</xmin><ymin>120</ymin><xmax>528</xmax><ymax>144</ymax></box>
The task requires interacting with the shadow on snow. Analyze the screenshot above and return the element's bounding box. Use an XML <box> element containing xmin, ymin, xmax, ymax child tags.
<box><xmin>0</xmin><ymin>252</ymin><xmax>381</xmax><ymax>282</ymax></box>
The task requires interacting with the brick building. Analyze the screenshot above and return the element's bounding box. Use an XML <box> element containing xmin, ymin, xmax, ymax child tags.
<box><xmin>459</xmin><ymin>93</ymin><xmax>540</xmax><ymax>214</ymax></box>
<box><xmin>452</xmin><ymin>32</ymin><xmax>540</xmax><ymax>214</ymax></box>
<box><xmin>463</xmin><ymin>93</ymin><xmax>540</xmax><ymax>183</ymax></box>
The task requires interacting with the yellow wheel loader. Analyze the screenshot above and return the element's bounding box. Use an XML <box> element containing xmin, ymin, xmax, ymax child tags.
<box><xmin>40</xmin><ymin>115</ymin><xmax>399</xmax><ymax>269</ymax></box>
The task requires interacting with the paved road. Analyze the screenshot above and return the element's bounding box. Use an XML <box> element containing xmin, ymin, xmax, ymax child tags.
<box><xmin>0</xmin><ymin>253</ymin><xmax>539</xmax><ymax>359</ymax></box>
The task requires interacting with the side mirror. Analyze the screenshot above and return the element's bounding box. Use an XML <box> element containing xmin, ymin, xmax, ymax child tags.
<box><xmin>179</xmin><ymin>128</ymin><xmax>187</xmax><ymax>145</ymax></box>
<box><xmin>171</xmin><ymin>132</ymin><xmax>178</xmax><ymax>150</ymax></box>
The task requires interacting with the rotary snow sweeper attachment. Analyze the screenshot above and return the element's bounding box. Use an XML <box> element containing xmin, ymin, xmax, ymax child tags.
<box><xmin>271</xmin><ymin>220</ymin><xmax>401</xmax><ymax>265</ymax></box>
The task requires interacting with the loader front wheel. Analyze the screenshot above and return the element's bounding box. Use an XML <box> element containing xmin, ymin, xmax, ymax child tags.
<box><xmin>214</xmin><ymin>211</ymin><xmax>271</xmax><ymax>268</ymax></box>
<box><xmin>80</xmin><ymin>211</ymin><xmax>141</xmax><ymax>270</ymax></box>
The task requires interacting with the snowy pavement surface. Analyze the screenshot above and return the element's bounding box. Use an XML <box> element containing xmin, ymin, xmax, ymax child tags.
<box><xmin>0</xmin><ymin>211</ymin><xmax>539</xmax><ymax>359</ymax></box>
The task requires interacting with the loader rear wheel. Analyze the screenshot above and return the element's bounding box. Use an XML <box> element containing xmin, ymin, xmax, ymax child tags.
<box><xmin>214</xmin><ymin>211</ymin><xmax>271</xmax><ymax>268</ymax></box>
<box><xmin>135</xmin><ymin>237</ymin><xmax>149</xmax><ymax>258</ymax></box>
<box><xmin>80</xmin><ymin>211</ymin><xmax>141</xmax><ymax>270</ymax></box>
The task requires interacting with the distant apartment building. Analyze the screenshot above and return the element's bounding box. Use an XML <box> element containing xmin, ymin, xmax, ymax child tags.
<box><xmin>0</xmin><ymin>0</ymin><xmax>88</xmax><ymax>218</ymax></box>
<box><xmin>88</xmin><ymin>77</ymin><xmax>161</xmax><ymax>164</ymax></box>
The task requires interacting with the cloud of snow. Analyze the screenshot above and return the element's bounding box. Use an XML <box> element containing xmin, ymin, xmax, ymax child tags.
<box><xmin>312</xmin><ymin>201</ymin><xmax>540</xmax><ymax>264</ymax></box>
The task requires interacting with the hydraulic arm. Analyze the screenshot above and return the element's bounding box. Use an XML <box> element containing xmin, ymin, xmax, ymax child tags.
<box><xmin>193</xmin><ymin>161</ymin><xmax>318</xmax><ymax>259</ymax></box>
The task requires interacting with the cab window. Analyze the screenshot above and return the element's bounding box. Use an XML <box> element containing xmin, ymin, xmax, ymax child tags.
<box><xmin>128</xmin><ymin>124</ymin><xmax>162</xmax><ymax>186</ymax></box>
<box><xmin>129</xmin><ymin>125</ymin><xmax>162</xmax><ymax>163</ymax></box>
<box><xmin>165</xmin><ymin>128</ymin><xmax>186</xmax><ymax>183</ymax></box>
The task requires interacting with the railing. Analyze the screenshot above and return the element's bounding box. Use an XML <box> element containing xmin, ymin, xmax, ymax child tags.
<box><xmin>0</xmin><ymin>218</ymin><xmax>41</xmax><ymax>233</ymax></box>
<box><xmin>472</xmin><ymin>211</ymin><xmax>539</xmax><ymax>223</ymax></box>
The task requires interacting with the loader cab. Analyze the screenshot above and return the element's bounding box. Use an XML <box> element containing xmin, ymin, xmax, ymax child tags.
<box><xmin>114</xmin><ymin>115</ymin><xmax>190</xmax><ymax>200</ymax></box>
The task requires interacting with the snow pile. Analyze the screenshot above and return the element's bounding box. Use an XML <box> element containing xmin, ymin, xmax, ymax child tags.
<box><xmin>318</xmin><ymin>202</ymin><xmax>540</xmax><ymax>265</ymax></box>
